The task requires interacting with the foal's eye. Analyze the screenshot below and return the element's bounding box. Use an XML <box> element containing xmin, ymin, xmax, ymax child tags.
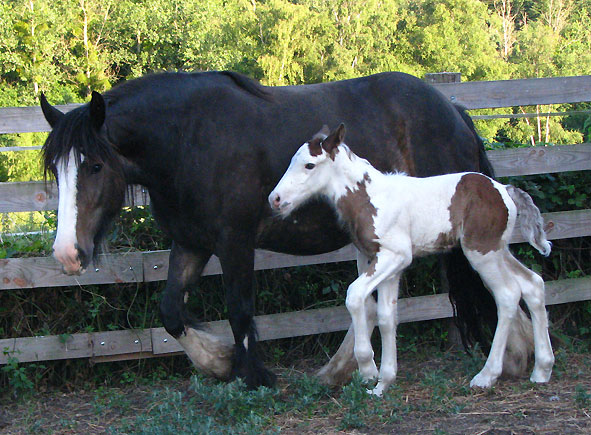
<box><xmin>305</xmin><ymin>163</ymin><xmax>316</xmax><ymax>170</ymax></box>
<box><xmin>91</xmin><ymin>164</ymin><xmax>103</xmax><ymax>174</ymax></box>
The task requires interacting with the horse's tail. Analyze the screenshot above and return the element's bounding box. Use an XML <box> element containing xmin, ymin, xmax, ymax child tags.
<box><xmin>507</xmin><ymin>185</ymin><xmax>552</xmax><ymax>256</ymax></box>
<box><xmin>454</xmin><ymin>104</ymin><xmax>495</xmax><ymax>178</ymax></box>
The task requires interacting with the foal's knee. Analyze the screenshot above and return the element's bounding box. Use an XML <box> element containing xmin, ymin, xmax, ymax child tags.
<box><xmin>346</xmin><ymin>285</ymin><xmax>367</xmax><ymax>317</ymax></box>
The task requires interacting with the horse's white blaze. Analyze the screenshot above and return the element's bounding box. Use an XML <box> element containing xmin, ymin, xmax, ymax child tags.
<box><xmin>53</xmin><ymin>150</ymin><xmax>82</xmax><ymax>274</ymax></box>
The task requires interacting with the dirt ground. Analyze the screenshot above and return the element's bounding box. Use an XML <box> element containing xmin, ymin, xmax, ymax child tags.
<box><xmin>1</xmin><ymin>349</ymin><xmax>590</xmax><ymax>434</ymax></box>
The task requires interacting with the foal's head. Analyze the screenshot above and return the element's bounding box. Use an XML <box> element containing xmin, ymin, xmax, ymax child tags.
<box><xmin>269</xmin><ymin>124</ymin><xmax>346</xmax><ymax>217</ymax></box>
<box><xmin>41</xmin><ymin>92</ymin><xmax>127</xmax><ymax>275</ymax></box>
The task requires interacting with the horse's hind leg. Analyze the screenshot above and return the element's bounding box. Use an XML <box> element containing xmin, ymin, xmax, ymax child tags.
<box><xmin>504</xmin><ymin>254</ymin><xmax>554</xmax><ymax>383</ymax></box>
<box><xmin>316</xmin><ymin>250</ymin><xmax>377</xmax><ymax>386</ymax></box>
<box><xmin>464</xmin><ymin>249</ymin><xmax>522</xmax><ymax>388</ymax></box>
<box><xmin>161</xmin><ymin>243</ymin><xmax>234</xmax><ymax>380</ymax></box>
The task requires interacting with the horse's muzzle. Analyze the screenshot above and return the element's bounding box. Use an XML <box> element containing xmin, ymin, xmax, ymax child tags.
<box><xmin>53</xmin><ymin>243</ymin><xmax>87</xmax><ymax>275</ymax></box>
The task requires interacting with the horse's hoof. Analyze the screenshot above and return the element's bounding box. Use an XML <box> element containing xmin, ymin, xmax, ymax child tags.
<box><xmin>177</xmin><ymin>327</ymin><xmax>234</xmax><ymax>380</ymax></box>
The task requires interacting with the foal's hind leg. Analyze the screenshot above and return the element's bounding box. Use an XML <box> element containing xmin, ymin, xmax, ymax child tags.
<box><xmin>316</xmin><ymin>250</ymin><xmax>377</xmax><ymax>386</ymax></box>
<box><xmin>504</xmin><ymin>254</ymin><xmax>554</xmax><ymax>383</ymax></box>
<box><xmin>463</xmin><ymin>249</ymin><xmax>522</xmax><ymax>388</ymax></box>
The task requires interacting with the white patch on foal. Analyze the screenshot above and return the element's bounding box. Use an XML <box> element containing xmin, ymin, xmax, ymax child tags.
<box><xmin>53</xmin><ymin>149</ymin><xmax>84</xmax><ymax>275</ymax></box>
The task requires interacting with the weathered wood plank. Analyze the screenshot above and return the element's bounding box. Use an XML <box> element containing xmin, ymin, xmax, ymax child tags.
<box><xmin>0</xmin><ymin>104</ymin><xmax>81</xmax><ymax>135</ymax></box>
<box><xmin>1</xmin><ymin>76</ymin><xmax>590</xmax><ymax>134</ymax></box>
<box><xmin>143</xmin><ymin>245</ymin><xmax>358</xmax><ymax>282</ymax></box>
<box><xmin>91</xmin><ymin>329</ymin><xmax>152</xmax><ymax>357</ymax></box>
<box><xmin>0</xmin><ymin>253</ymin><xmax>143</xmax><ymax>290</ymax></box>
<box><xmin>0</xmin><ymin>181</ymin><xmax>57</xmax><ymax>213</ymax></box>
<box><xmin>1</xmin><ymin>209</ymin><xmax>589</xmax><ymax>290</ymax></box>
<box><xmin>487</xmin><ymin>144</ymin><xmax>591</xmax><ymax>177</ymax></box>
<box><xmin>0</xmin><ymin>333</ymin><xmax>91</xmax><ymax>364</ymax></box>
<box><xmin>0</xmin><ymin>182</ymin><xmax>148</xmax><ymax>213</ymax></box>
<box><xmin>3</xmin><ymin>276</ymin><xmax>589</xmax><ymax>364</ymax></box>
<box><xmin>433</xmin><ymin>75</ymin><xmax>591</xmax><ymax>109</ymax></box>
<box><xmin>2</xmin><ymin>144</ymin><xmax>590</xmax><ymax>213</ymax></box>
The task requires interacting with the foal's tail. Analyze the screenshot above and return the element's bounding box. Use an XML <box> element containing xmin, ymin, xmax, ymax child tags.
<box><xmin>506</xmin><ymin>186</ymin><xmax>552</xmax><ymax>256</ymax></box>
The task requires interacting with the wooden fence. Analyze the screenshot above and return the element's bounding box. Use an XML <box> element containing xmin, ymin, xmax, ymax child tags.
<box><xmin>1</xmin><ymin>74</ymin><xmax>591</xmax><ymax>365</ymax></box>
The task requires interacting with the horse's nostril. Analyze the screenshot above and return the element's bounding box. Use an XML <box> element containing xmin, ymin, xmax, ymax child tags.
<box><xmin>273</xmin><ymin>195</ymin><xmax>281</xmax><ymax>207</ymax></box>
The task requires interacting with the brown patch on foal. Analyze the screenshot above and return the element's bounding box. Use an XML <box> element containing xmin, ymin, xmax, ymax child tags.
<box><xmin>336</xmin><ymin>173</ymin><xmax>380</xmax><ymax>274</ymax></box>
<box><xmin>449</xmin><ymin>173</ymin><xmax>508</xmax><ymax>255</ymax></box>
<box><xmin>307</xmin><ymin>137</ymin><xmax>323</xmax><ymax>157</ymax></box>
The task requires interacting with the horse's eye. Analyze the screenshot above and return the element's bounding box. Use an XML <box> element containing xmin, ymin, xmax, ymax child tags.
<box><xmin>305</xmin><ymin>163</ymin><xmax>316</xmax><ymax>170</ymax></box>
<box><xmin>91</xmin><ymin>164</ymin><xmax>103</xmax><ymax>174</ymax></box>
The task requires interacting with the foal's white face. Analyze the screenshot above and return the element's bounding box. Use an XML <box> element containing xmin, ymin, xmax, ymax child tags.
<box><xmin>269</xmin><ymin>125</ymin><xmax>343</xmax><ymax>217</ymax></box>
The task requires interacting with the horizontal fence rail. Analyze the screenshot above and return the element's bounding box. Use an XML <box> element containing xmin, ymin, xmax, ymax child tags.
<box><xmin>2</xmin><ymin>277</ymin><xmax>590</xmax><ymax>365</ymax></box>
<box><xmin>0</xmin><ymin>75</ymin><xmax>589</xmax><ymax>135</ymax></box>
<box><xmin>2</xmin><ymin>209</ymin><xmax>590</xmax><ymax>291</ymax></box>
<box><xmin>2</xmin><ymin>144</ymin><xmax>591</xmax><ymax>213</ymax></box>
<box><xmin>1</xmin><ymin>74</ymin><xmax>591</xmax><ymax>366</ymax></box>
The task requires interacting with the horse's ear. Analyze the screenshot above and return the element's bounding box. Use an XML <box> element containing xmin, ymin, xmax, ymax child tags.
<box><xmin>335</xmin><ymin>123</ymin><xmax>346</xmax><ymax>143</ymax></box>
<box><xmin>89</xmin><ymin>91</ymin><xmax>106</xmax><ymax>130</ymax></box>
<box><xmin>322</xmin><ymin>123</ymin><xmax>346</xmax><ymax>154</ymax></box>
<box><xmin>40</xmin><ymin>93</ymin><xmax>64</xmax><ymax>128</ymax></box>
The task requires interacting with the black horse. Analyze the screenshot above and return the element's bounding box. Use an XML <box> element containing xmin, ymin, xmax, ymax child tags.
<box><xmin>40</xmin><ymin>71</ymin><xmax>533</xmax><ymax>389</ymax></box>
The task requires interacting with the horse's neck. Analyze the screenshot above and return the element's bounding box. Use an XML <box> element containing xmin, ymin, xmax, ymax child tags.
<box><xmin>326</xmin><ymin>150</ymin><xmax>382</xmax><ymax>204</ymax></box>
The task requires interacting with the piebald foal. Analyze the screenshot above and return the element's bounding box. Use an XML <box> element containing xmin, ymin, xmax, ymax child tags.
<box><xmin>269</xmin><ymin>124</ymin><xmax>554</xmax><ymax>396</ymax></box>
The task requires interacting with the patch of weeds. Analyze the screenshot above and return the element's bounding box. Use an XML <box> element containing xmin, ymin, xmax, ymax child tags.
<box><xmin>420</xmin><ymin>370</ymin><xmax>464</xmax><ymax>414</ymax></box>
<box><xmin>93</xmin><ymin>386</ymin><xmax>131</xmax><ymax>414</ymax></box>
<box><xmin>379</xmin><ymin>384</ymin><xmax>409</xmax><ymax>423</ymax></box>
<box><xmin>113</xmin><ymin>375</ymin><xmax>282</xmax><ymax>434</ymax></box>
<box><xmin>1</xmin><ymin>355</ymin><xmax>45</xmax><ymax>398</ymax></box>
<box><xmin>283</xmin><ymin>373</ymin><xmax>331</xmax><ymax>414</ymax></box>
<box><xmin>338</xmin><ymin>372</ymin><xmax>381</xmax><ymax>430</ymax></box>
<box><xmin>574</xmin><ymin>384</ymin><xmax>590</xmax><ymax>408</ymax></box>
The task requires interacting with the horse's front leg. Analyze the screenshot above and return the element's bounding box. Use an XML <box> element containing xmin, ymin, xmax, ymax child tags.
<box><xmin>316</xmin><ymin>250</ymin><xmax>377</xmax><ymax>386</ymax></box>
<box><xmin>346</xmin><ymin>249</ymin><xmax>411</xmax><ymax>386</ymax></box>
<box><xmin>216</xmin><ymin>229</ymin><xmax>276</xmax><ymax>389</ymax></box>
<box><xmin>160</xmin><ymin>243</ymin><xmax>234</xmax><ymax>380</ymax></box>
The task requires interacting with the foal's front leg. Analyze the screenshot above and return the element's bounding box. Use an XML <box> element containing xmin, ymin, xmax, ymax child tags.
<box><xmin>371</xmin><ymin>274</ymin><xmax>402</xmax><ymax>396</ymax></box>
<box><xmin>346</xmin><ymin>249</ymin><xmax>411</xmax><ymax>386</ymax></box>
<box><xmin>316</xmin><ymin>250</ymin><xmax>378</xmax><ymax>386</ymax></box>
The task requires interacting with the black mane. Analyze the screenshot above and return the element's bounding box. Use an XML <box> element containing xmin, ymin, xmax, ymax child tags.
<box><xmin>42</xmin><ymin>104</ymin><xmax>118</xmax><ymax>177</ymax></box>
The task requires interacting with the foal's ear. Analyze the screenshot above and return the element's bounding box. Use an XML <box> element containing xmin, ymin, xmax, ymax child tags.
<box><xmin>322</xmin><ymin>123</ymin><xmax>346</xmax><ymax>154</ymax></box>
<box><xmin>89</xmin><ymin>91</ymin><xmax>106</xmax><ymax>131</ymax></box>
<box><xmin>40</xmin><ymin>93</ymin><xmax>65</xmax><ymax>128</ymax></box>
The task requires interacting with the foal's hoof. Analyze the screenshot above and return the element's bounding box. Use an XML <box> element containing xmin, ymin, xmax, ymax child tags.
<box><xmin>530</xmin><ymin>368</ymin><xmax>552</xmax><ymax>384</ymax></box>
<box><xmin>469</xmin><ymin>372</ymin><xmax>497</xmax><ymax>389</ymax></box>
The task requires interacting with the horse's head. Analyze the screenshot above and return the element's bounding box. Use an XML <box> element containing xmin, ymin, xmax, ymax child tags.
<box><xmin>41</xmin><ymin>92</ymin><xmax>127</xmax><ymax>275</ymax></box>
<box><xmin>269</xmin><ymin>123</ymin><xmax>346</xmax><ymax>217</ymax></box>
